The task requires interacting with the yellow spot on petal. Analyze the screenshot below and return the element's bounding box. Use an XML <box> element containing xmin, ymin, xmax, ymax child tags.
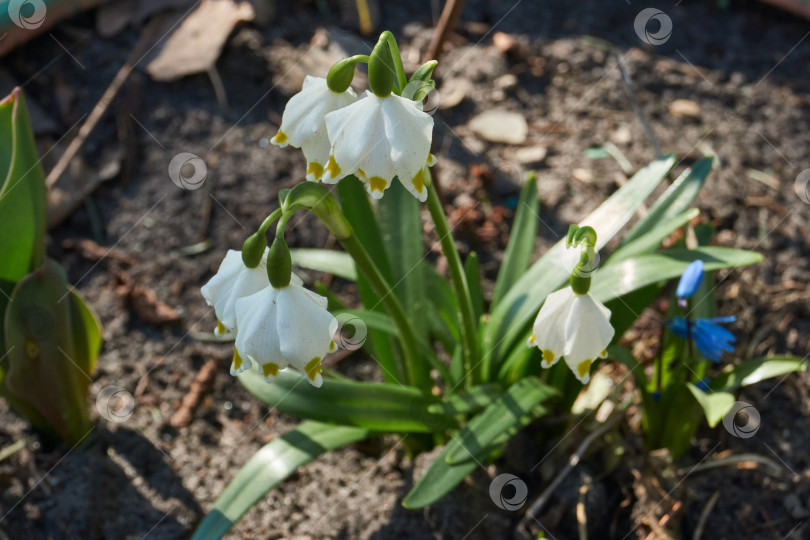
<box><xmin>427</xmin><ymin>153</ymin><xmax>437</xmax><ymax>166</ymax></box>
<box><xmin>326</xmin><ymin>155</ymin><xmax>341</xmax><ymax>178</ymax></box>
<box><xmin>216</xmin><ymin>320</ymin><xmax>227</xmax><ymax>335</ymax></box>
<box><xmin>262</xmin><ymin>363</ymin><xmax>280</xmax><ymax>378</ymax></box>
<box><xmin>329</xmin><ymin>340</ymin><xmax>336</xmax><ymax>352</ymax></box>
<box><xmin>307</xmin><ymin>162</ymin><xmax>324</xmax><ymax>179</ymax></box>
<box><xmin>541</xmin><ymin>349</ymin><xmax>555</xmax><ymax>366</ymax></box>
<box><xmin>528</xmin><ymin>334</ymin><xmax>536</xmax><ymax>345</ymax></box>
<box><xmin>369</xmin><ymin>176</ymin><xmax>387</xmax><ymax>194</ymax></box>
<box><xmin>577</xmin><ymin>359</ymin><xmax>593</xmax><ymax>379</ymax></box>
<box><xmin>272</xmin><ymin>131</ymin><xmax>287</xmax><ymax>145</ymax></box>
<box><xmin>232</xmin><ymin>349</ymin><xmax>243</xmax><ymax>371</ymax></box>
<box><xmin>358</xmin><ymin>168</ymin><xmax>366</xmax><ymax>178</ymax></box>
<box><xmin>600</xmin><ymin>349</ymin><xmax>608</xmax><ymax>359</ymax></box>
<box><xmin>411</xmin><ymin>169</ymin><xmax>425</xmax><ymax>194</ymax></box>
<box><xmin>305</xmin><ymin>357</ymin><xmax>322</xmax><ymax>382</ymax></box>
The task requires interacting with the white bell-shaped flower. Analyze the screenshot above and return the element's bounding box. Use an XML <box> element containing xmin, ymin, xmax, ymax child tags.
<box><xmin>322</xmin><ymin>92</ymin><xmax>435</xmax><ymax>201</ymax></box>
<box><xmin>201</xmin><ymin>249</ymin><xmax>269</xmax><ymax>335</ymax></box>
<box><xmin>271</xmin><ymin>76</ymin><xmax>357</xmax><ymax>181</ymax></box>
<box><xmin>233</xmin><ymin>274</ymin><xmax>338</xmax><ymax>387</ymax></box>
<box><xmin>527</xmin><ymin>286</ymin><xmax>614</xmax><ymax>384</ymax></box>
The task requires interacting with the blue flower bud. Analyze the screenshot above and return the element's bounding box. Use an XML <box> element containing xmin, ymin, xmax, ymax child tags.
<box><xmin>676</xmin><ymin>260</ymin><xmax>704</xmax><ymax>299</ymax></box>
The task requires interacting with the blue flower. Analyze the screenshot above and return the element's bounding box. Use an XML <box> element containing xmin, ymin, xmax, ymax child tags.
<box><xmin>676</xmin><ymin>260</ymin><xmax>705</xmax><ymax>300</ymax></box>
<box><xmin>668</xmin><ymin>316</ymin><xmax>737</xmax><ymax>363</ymax></box>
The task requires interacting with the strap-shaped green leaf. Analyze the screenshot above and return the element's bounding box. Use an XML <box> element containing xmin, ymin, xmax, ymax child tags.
<box><xmin>445</xmin><ymin>377</ymin><xmax>556</xmax><ymax>465</ymax></box>
<box><xmin>491</xmin><ymin>172</ymin><xmax>538</xmax><ymax>308</ymax></box>
<box><xmin>429</xmin><ymin>383</ymin><xmax>504</xmax><ymax>416</ymax></box>
<box><xmin>710</xmin><ymin>356</ymin><xmax>807</xmax><ymax>393</ymax></box>
<box><xmin>0</xmin><ymin>88</ymin><xmax>47</xmax><ymax>283</ymax></box>
<box><xmin>290</xmin><ymin>248</ymin><xmax>357</xmax><ymax>281</ymax></box>
<box><xmin>590</xmin><ymin>246</ymin><xmax>762</xmax><ymax>304</ymax></box>
<box><xmin>464</xmin><ymin>252</ymin><xmax>484</xmax><ymax>321</ymax></box>
<box><xmin>401</xmin><ymin>443</ymin><xmax>478</xmax><ymax>509</ymax></box>
<box><xmin>192</xmin><ymin>421</ymin><xmax>369</xmax><ymax>540</ymax></box>
<box><xmin>687</xmin><ymin>384</ymin><xmax>735</xmax><ymax>428</ymax></box>
<box><xmin>610</xmin><ymin>207</ymin><xmax>699</xmax><ymax>262</ymax></box>
<box><xmin>622</xmin><ymin>157</ymin><xmax>711</xmax><ymax>245</ymax></box>
<box><xmin>239</xmin><ymin>370</ymin><xmax>455</xmax><ymax>433</ymax></box>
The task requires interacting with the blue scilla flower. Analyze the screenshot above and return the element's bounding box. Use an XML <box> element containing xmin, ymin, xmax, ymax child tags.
<box><xmin>676</xmin><ymin>260</ymin><xmax>704</xmax><ymax>302</ymax></box>
<box><xmin>668</xmin><ymin>316</ymin><xmax>737</xmax><ymax>363</ymax></box>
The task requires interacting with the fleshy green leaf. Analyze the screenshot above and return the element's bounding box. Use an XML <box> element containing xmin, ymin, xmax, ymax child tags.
<box><xmin>622</xmin><ymin>157</ymin><xmax>711</xmax><ymax>245</ymax></box>
<box><xmin>591</xmin><ymin>246</ymin><xmax>762</xmax><ymax>304</ymax></box>
<box><xmin>3</xmin><ymin>259</ymin><xmax>95</xmax><ymax>445</ymax></box>
<box><xmin>464</xmin><ymin>252</ymin><xmax>484</xmax><ymax>321</ymax></box>
<box><xmin>610</xmin><ymin>208</ymin><xmax>699</xmax><ymax>262</ymax></box>
<box><xmin>429</xmin><ymin>383</ymin><xmax>504</xmax><ymax>416</ymax></box>
<box><xmin>445</xmin><ymin>377</ymin><xmax>555</xmax><ymax>464</ymax></box>
<box><xmin>491</xmin><ymin>172</ymin><xmax>538</xmax><ymax>308</ymax></box>
<box><xmin>193</xmin><ymin>421</ymin><xmax>369</xmax><ymax>540</ymax></box>
<box><xmin>290</xmin><ymin>248</ymin><xmax>357</xmax><ymax>281</ymax></box>
<box><xmin>335</xmin><ymin>176</ymin><xmax>399</xmax><ymax>382</ymax></box>
<box><xmin>0</xmin><ymin>88</ymin><xmax>47</xmax><ymax>283</ymax></box>
<box><xmin>378</xmin><ymin>180</ymin><xmax>430</xmax><ymax>388</ymax></box>
<box><xmin>710</xmin><ymin>356</ymin><xmax>807</xmax><ymax>392</ymax></box>
<box><xmin>401</xmin><ymin>443</ymin><xmax>479</xmax><ymax>509</ymax></box>
<box><xmin>239</xmin><ymin>370</ymin><xmax>455</xmax><ymax>433</ymax></box>
<box><xmin>687</xmin><ymin>384</ymin><xmax>736</xmax><ymax>428</ymax></box>
<box><xmin>483</xmin><ymin>155</ymin><xmax>676</xmax><ymax>375</ymax></box>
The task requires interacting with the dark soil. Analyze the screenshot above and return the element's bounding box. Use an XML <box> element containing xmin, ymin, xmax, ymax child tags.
<box><xmin>1</xmin><ymin>0</ymin><xmax>809</xmax><ymax>539</ymax></box>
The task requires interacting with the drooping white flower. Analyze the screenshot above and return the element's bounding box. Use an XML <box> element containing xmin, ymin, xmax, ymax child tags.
<box><xmin>201</xmin><ymin>249</ymin><xmax>269</xmax><ymax>335</ymax></box>
<box><xmin>271</xmin><ymin>76</ymin><xmax>357</xmax><ymax>181</ymax></box>
<box><xmin>233</xmin><ymin>273</ymin><xmax>338</xmax><ymax>387</ymax></box>
<box><xmin>527</xmin><ymin>286</ymin><xmax>614</xmax><ymax>384</ymax></box>
<box><xmin>322</xmin><ymin>92</ymin><xmax>435</xmax><ymax>201</ymax></box>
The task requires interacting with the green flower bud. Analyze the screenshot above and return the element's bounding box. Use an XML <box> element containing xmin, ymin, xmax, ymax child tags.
<box><xmin>368</xmin><ymin>34</ymin><xmax>395</xmax><ymax>98</ymax></box>
<box><xmin>326</xmin><ymin>55</ymin><xmax>369</xmax><ymax>93</ymax></box>
<box><xmin>241</xmin><ymin>232</ymin><xmax>267</xmax><ymax>268</ymax></box>
<box><xmin>409</xmin><ymin>60</ymin><xmax>438</xmax><ymax>84</ymax></box>
<box><xmin>267</xmin><ymin>235</ymin><xmax>292</xmax><ymax>288</ymax></box>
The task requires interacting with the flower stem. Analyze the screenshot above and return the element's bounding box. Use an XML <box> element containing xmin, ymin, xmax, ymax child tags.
<box><xmin>382</xmin><ymin>31</ymin><xmax>408</xmax><ymax>93</ymax></box>
<box><xmin>425</xmin><ymin>172</ymin><xmax>478</xmax><ymax>385</ymax></box>
<box><xmin>339</xmin><ymin>233</ymin><xmax>430</xmax><ymax>390</ymax></box>
<box><xmin>259</xmin><ymin>208</ymin><xmax>283</xmax><ymax>235</ymax></box>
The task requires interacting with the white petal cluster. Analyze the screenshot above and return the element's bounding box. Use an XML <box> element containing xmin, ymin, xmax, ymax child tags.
<box><xmin>322</xmin><ymin>93</ymin><xmax>435</xmax><ymax>201</ymax></box>
<box><xmin>271</xmin><ymin>76</ymin><xmax>357</xmax><ymax>182</ymax></box>
<box><xmin>234</xmin><ymin>274</ymin><xmax>337</xmax><ymax>387</ymax></box>
<box><xmin>200</xmin><ymin>249</ymin><xmax>269</xmax><ymax>335</ymax></box>
<box><xmin>201</xmin><ymin>251</ymin><xmax>337</xmax><ymax>387</ymax></box>
<box><xmin>273</xmin><ymin>77</ymin><xmax>435</xmax><ymax>201</ymax></box>
<box><xmin>527</xmin><ymin>287</ymin><xmax>614</xmax><ymax>384</ymax></box>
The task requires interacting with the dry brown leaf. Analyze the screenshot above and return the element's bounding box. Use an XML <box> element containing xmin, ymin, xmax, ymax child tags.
<box><xmin>146</xmin><ymin>0</ymin><xmax>254</xmax><ymax>81</ymax></box>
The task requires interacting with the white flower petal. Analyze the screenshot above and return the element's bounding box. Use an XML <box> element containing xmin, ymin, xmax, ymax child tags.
<box><xmin>200</xmin><ymin>249</ymin><xmax>269</xmax><ymax>332</ymax></box>
<box><xmin>276</xmin><ymin>287</ymin><xmax>336</xmax><ymax>379</ymax></box>
<box><xmin>323</xmin><ymin>93</ymin><xmax>434</xmax><ymax>200</ymax></box>
<box><xmin>529</xmin><ymin>287</ymin><xmax>573</xmax><ymax>367</ymax></box>
<box><xmin>273</xmin><ymin>76</ymin><xmax>356</xmax><ymax>175</ymax></box>
<box><xmin>562</xmin><ymin>293</ymin><xmax>614</xmax><ymax>383</ymax></box>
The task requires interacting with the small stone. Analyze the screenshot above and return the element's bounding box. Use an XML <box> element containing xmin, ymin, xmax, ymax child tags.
<box><xmin>469</xmin><ymin>109</ymin><xmax>528</xmax><ymax>144</ymax></box>
<box><xmin>512</xmin><ymin>146</ymin><xmax>548</xmax><ymax>164</ymax></box>
<box><xmin>572</xmin><ymin>168</ymin><xmax>594</xmax><ymax>183</ymax></box>
<box><xmin>438</xmin><ymin>78</ymin><xmax>470</xmax><ymax>109</ymax></box>
<box><xmin>492</xmin><ymin>31</ymin><xmax>516</xmax><ymax>53</ymax></box>
<box><xmin>610</xmin><ymin>125</ymin><xmax>632</xmax><ymax>145</ymax></box>
<box><xmin>668</xmin><ymin>99</ymin><xmax>701</xmax><ymax>119</ymax></box>
<box><xmin>494</xmin><ymin>73</ymin><xmax>518</xmax><ymax>90</ymax></box>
